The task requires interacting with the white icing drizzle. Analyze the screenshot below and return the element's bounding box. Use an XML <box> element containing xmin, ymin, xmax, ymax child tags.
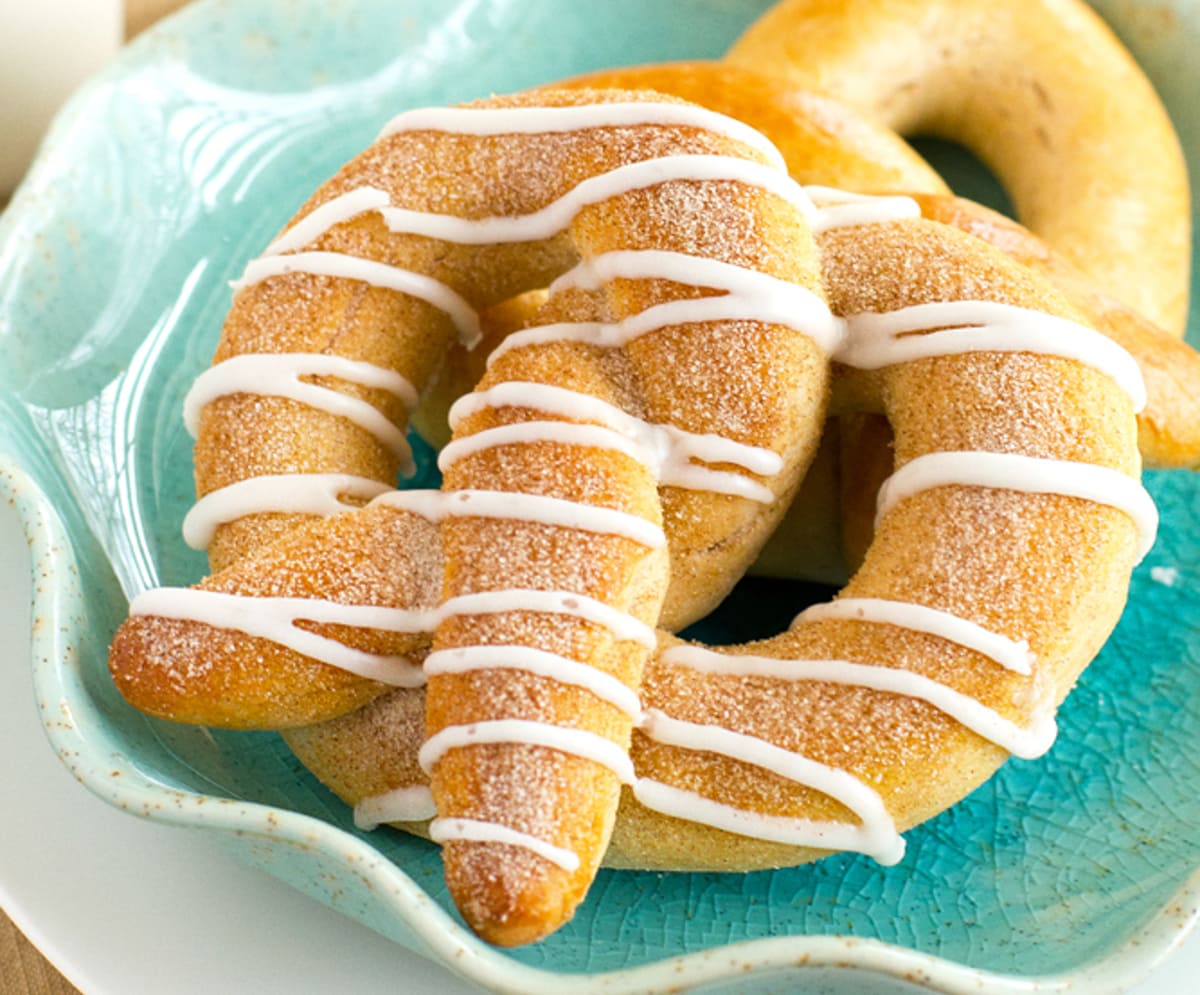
<box><xmin>794</xmin><ymin>597</ymin><xmax>1034</xmax><ymax>675</ymax></box>
<box><xmin>635</xmin><ymin>709</ymin><xmax>905</xmax><ymax>863</ymax></box>
<box><xmin>376</xmin><ymin>101</ymin><xmax>789</xmax><ymax>172</ymax></box>
<box><xmin>428</xmin><ymin>817</ymin><xmax>581</xmax><ymax>872</ymax></box>
<box><xmin>440</xmin><ymin>419</ymin><xmax>651</xmax><ymax>475</ymax></box>
<box><xmin>182</xmin><ymin>473</ymin><xmax>394</xmax><ymax>550</ymax></box>
<box><xmin>876</xmin><ymin>451</ymin><xmax>1158</xmax><ymax>562</ymax></box>
<box><xmin>132</xmin><ymin>573</ymin><xmax>653</xmax><ymax>692</ymax></box>
<box><xmin>263</xmin><ymin>186</ymin><xmax>391</xmax><ymax>256</ymax></box>
<box><xmin>490</xmin><ymin>249</ymin><xmax>840</xmax><ymax>366</ymax></box>
<box><xmin>438</xmin><ymin>590</ymin><xmax>655</xmax><ymax>648</ymax></box>
<box><xmin>490</xmin><ymin>302</ymin><xmax>805</xmax><ymax>367</ymax></box>
<box><xmin>129</xmin><ymin>588</ymin><xmax>430</xmax><ymax>686</ymax></box>
<box><xmin>450</xmin><ymin>382</ymin><xmax>781</xmax><ymax>475</ymax></box>
<box><xmin>448</xmin><ymin>379</ymin><xmax>777</xmax><ymax>501</ymax></box>
<box><xmin>438</xmin><ymin>419</ymin><xmax>775</xmax><ymax>504</ymax></box>
<box><xmin>183</xmin><ymin>352</ymin><xmax>417</xmax><ymax>469</ymax></box>
<box><xmin>660</xmin><ymin>644</ymin><xmax>1057</xmax><ymax>759</ymax></box>
<box><xmin>804</xmin><ymin>185</ymin><xmax>922</xmax><ymax>232</ymax></box>
<box><xmin>203</xmin><ymin>113</ymin><xmax>820</xmax><ymax>565</ymax></box>
<box><xmin>424</xmin><ymin>646</ymin><xmax>643</xmax><ymax>718</ymax></box>
<box><xmin>631</xmin><ymin>779</ymin><xmax>903</xmax><ymax>864</ymax></box>
<box><xmin>232</xmin><ymin>251</ymin><xmax>482</xmax><ymax>349</ymax></box>
<box><xmin>354</xmin><ymin>785</ymin><xmax>436</xmax><ymax>830</ymax></box>
<box><xmin>418</xmin><ymin>719</ymin><xmax>637</xmax><ymax>784</ymax></box>
<box><xmin>378</xmin><ymin>154</ymin><xmax>815</xmax><ymax>244</ymax></box>
<box><xmin>838</xmin><ymin>300</ymin><xmax>1147</xmax><ymax>412</ymax></box>
<box><xmin>184</xmin><ymin>352</ymin><xmax>420</xmax><ymax>431</ymax></box>
<box><xmin>371</xmin><ymin>488</ymin><xmax>666</xmax><ymax>549</ymax></box>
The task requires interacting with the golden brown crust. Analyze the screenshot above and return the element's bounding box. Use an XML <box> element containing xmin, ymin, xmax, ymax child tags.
<box><xmin>553</xmin><ymin>61</ymin><xmax>949</xmax><ymax>195</ymax></box>
<box><xmin>726</xmin><ymin>0</ymin><xmax>1192</xmax><ymax>334</ymax></box>
<box><xmin>109</xmin><ymin>505</ymin><xmax>440</xmax><ymax>727</ymax></box>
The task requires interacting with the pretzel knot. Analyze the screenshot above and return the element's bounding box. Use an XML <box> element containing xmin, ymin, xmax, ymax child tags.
<box><xmin>109</xmin><ymin>87</ymin><xmax>1158</xmax><ymax>947</ymax></box>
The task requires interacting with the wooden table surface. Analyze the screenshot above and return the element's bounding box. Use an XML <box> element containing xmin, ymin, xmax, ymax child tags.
<box><xmin>0</xmin><ymin>919</ymin><xmax>78</xmax><ymax>995</ymax></box>
<box><xmin>0</xmin><ymin>8</ymin><xmax>190</xmax><ymax>992</ymax></box>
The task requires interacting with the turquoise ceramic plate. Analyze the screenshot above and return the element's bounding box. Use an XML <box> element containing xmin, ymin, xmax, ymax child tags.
<box><xmin>1</xmin><ymin>1</ymin><xmax>1197</xmax><ymax>992</ymax></box>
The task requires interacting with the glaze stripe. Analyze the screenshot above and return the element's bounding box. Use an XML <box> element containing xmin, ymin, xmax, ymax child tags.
<box><xmin>660</xmin><ymin>643</ymin><xmax>1057</xmax><ymax>759</ymax></box>
<box><xmin>424</xmin><ymin>646</ymin><xmax>644</xmax><ymax>717</ymax></box>
<box><xmin>437</xmin><ymin>590</ymin><xmax>655</xmax><ymax>647</ymax></box>
<box><xmin>632</xmin><ymin>779</ymin><xmax>903</xmax><ymax>863</ymax></box>
<box><xmin>130</xmin><ymin>579</ymin><xmax>654</xmax><ymax>688</ymax></box>
<box><xmin>183</xmin><ymin>352</ymin><xmax>418</xmax><ymax>469</ymax></box>
<box><xmin>551</xmin><ymin>249</ymin><xmax>841</xmax><ymax>353</ymax></box>
<box><xmin>877</xmin><ymin>451</ymin><xmax>1158</xmax><ymax>562</ymax></box>
<box><xmin>805</xmin><ymin>185</ymin><xmax>921</xmax><ymax>231</ymax></box>
<box><xmin>418</xmin><ymin>719</ymin><xmax>637</xmax><ymax>784</ymax></box>
<box><xmin>794</xmin><ymin>597</ymin><xmax>1034</xmax><ymax>674</ymax></box>
<box><xmin>182</xmin><ymin>473</ymin><xmax>394</xmax><ymax>551</ymax></box>
<box><xmin>264</xmin><ymin>185</ymin><xmax>391</xmax><ymax>256</ymax></box>
<box><xmin>129</xmin><ymin>588</ymin><xmax>428</xmax><ymax>686</ymax></box>
<box><xmin>232</xmin><ymin>251</ymin><xmax>483</xmax><ymax>348</ymax></box>
<box><xmin>377</xmin><ymin>154</ymin><xmax>816</xmax><ymax>244</ymax></box>
<box><xmin>377</xmin><ymin>101</ymin><xmax>790</xmax><ymax>172</ymax></box>
<box><xmin>354</xmin><ymin>785</ymin><xmax>436</xmax><ymax>830</ymax></box>
<box><xmin>636</xmin><ymin>708</ymin><xmax>905</xmax><ymax>863</ymax></box>
<box><xmin>372</xmin><ymin>488</ymin><xmax>667</xmax><ymax>548</ymax></box>
<box><xmin>184</xmin><ymin>352</ymin><xmax>420</xmax><ymax>430</ymax></box>
<box><xmin>437</xmin><ymin>419</ymin><xmax>775</xmax><ymax>503</ymax></box>
<box><xmin>429</xmin><ymin>817</ymin><xmax>582</xmax><ymax>872</ymax></box>
<box><xmin>449</xmin><ymin>381</ymin><xmax>783</xmax><ymax>476</ymax></box>
<box><xmin>839</xmin><ymin>300</ymin><xmax>1147</xmax><ymax>411</ymax></box>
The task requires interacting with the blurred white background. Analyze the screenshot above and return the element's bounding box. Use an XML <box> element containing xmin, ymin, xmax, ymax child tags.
<box><xmin>0</xmin><ymin>1</ymin><xmax>120</xmax><ymax>196</ymax></box>
<box><xmin>0</xmin><ymin>0</ymin><xmax>192</xmax><ymax>199</ymax></box>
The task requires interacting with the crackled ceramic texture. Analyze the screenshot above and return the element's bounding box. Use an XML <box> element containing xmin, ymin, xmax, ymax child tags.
<box><xmin>0</xmin><ymin>1</ymin><xmax>1197</xmax><ymax>992</ymax></box>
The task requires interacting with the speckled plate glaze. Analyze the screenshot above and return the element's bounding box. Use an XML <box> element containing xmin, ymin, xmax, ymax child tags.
<box><xmin>1</xmin><ymin>1</ymin><xmax>1197</xmax><ymax>992</ymax></box>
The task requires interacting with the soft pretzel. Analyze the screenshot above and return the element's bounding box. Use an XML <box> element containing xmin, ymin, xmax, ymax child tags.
<box><xmin>285</xmin><ymin>201</ymin><xmax>1152</xmax><ymax>891</ymax></box>
<box><xmin>725</xmin><ymin>0</ymin><xmax>1192</xmax><ymax>335</ymax></box>
<box><xmin>109</xmin><ymin>87</ymin><xmax>841</xmax><ymax>944</ymax></box>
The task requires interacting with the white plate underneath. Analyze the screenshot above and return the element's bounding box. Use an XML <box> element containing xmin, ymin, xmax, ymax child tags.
<box><xmin>1</xmin><ymin>496</ymin><xmax>1197</xmax><ymax>995</ymax></box>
